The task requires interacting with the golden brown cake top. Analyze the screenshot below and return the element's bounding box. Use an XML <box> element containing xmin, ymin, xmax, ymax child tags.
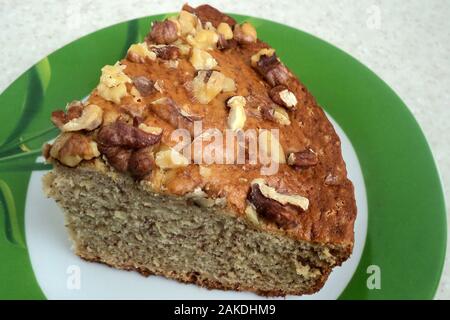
<box><xmin>45</xmin><ymin>4</ymin><xmax>356</xmax><ymax>247</ymax></box>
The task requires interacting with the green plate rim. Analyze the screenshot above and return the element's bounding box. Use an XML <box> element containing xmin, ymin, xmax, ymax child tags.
<box><xmin>0</xmin><ymin>13</ymin><xmax>446</xmax><ymax>300</ymax></box>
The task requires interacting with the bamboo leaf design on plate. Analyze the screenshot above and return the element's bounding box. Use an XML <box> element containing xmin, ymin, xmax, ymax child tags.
<box><xmin>1</xmin><ymin>58</ymin><xmax>51</xmax><ymax>146</ymax></box>
<box><xmin>0</xmin><ymin>179</ymin><xmax>26</xmax><ymax>248</ymax></box>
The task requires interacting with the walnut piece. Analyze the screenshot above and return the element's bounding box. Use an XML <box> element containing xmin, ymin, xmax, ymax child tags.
<box><xmin>189</xmin><ymin>47</ymin><xmax>217</xmax><ymax>70</ymax></box>
<box><xmin>96</xmin><ymin>121</ymin><xmax>162</xmax><ymax>178</ymax></box>
<box><xmin>217</xmin><ymin>22</ymin><xmax>233</xmax><ymax>40</ymax></box>
<box><xmin>269</xmin><ymin>85</ymin><xmax>298</xmax><ymax>109</ymax></box>
<box><xmin>247</xmin><ymin>179</ymin><xmax>308</xmax><ymax>228</ymax></box>
<box><xmin>97</xmin><ymin>63</ymin><xmax>131</xmax><ymax>104</ymax></box>
<box><xmin>226</xmin><ymin>96</ymin><xmax>247</xmax><ymax>131</ymax></box>
<box><xmin>150</xmin><ymin>45</ymin><xmax>181</xmax><ymax>60</ymax></box>
<box><xmin>150</xmin><ymin>97</ymin><xmax>202</xmax><ymax>128</ymax></box>
<box><xmin>155</xmin><ymin>147</ymin><xmax>190</xmax><ymax>169</ymax></box>
<box><xmin>61</xmin><ymin>104</ymin><xmax>103</xmax><ymax>132</ymax></box>
<box><xmin>272</xmin><ymin>106</ymin><xmax>291</xmax><ymax>125</ymax></box>
<box><xmin>190</xmin><ymin>70</ymin><xmax>235</xmax><ymax>104</ymax></box>
<box><xmin>177</xmin><ymin>10</ymin><xmax>198</xmax><ymax>35</ymax></box>
<box><xmin>51</xmin><ymin>101</ymin><xmax>83</xmax><ymax>129</ymax></box>
<box><xmin>49</xmin><ymin>132</ymin><xmax>100</xmax><ymax>167</ymax></box>
<box><xmin>253</xmin><ymin>53</ymin><xmax>290</xmax><ymax>87</ymax></box>
<box><xmin>96</xmin><ymin>121</ymin><xmax>162</xmax><ymax>149</ymax></box>
<box><xmin>184</xmin><ymin>4</ymin><xmax>236</xmax><ymax>28</ymax></box>
<box><xmin>149</xmin><ymin>20</ymin><xmax>178</xmax><ymax>44</ymax></box>
<box><xmin>234</xmin><ymin>22</ymin><xmax>257</xmax><ymax>44</ymax></box>
<box><xmin>132</xmin><ymin>76</ymin><xmax>156</xmax><ymax>97</ymax></box>
<box><xmin>127</xmin><ymin>42</ymin><xmax>156</xmax><ymax>63</ymax></box>
<box><xmin>186</xmin><ymin>29</ymin><xmax>219</xmax><ymax>50</ymax></box>
<box><xmin>287</xmin><ymin>149</ymin><xmax>318</xmax><ymax>168</ymax></box>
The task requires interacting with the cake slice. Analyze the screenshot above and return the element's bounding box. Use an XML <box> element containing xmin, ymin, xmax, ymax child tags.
<box><xmin>42</xmin><ymin>4</ymin><xmax>357</xmax><ymax>296</ymax></box>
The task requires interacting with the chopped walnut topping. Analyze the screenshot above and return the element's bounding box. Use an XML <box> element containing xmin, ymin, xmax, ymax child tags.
<box><xmin>217</xmin><ymin>22</ymin><xmax>233</xmax><ymax>40</ymax></box>
<box><xmin>189</xmin><ymin>47</ymin><xmax>217</xmax><ymax>70</ymax></box>
<box><xmin>49</xmin><ymin>133</ymin><xmax>100</xmax><ymax>167</ymax></box>
<box><xmin>155</xmin><ymin>147</ymin><xmax>190</xmax><ymax>169</ymax></box>
<box><xmin>97</xmin><ymin>121</ymin><xmax>162</xmax><ymax>149</ymax></box>
<box><xmin>51</xmin><ymin>101</ymin><xmax>83</xmax><ymax>129</ymax></box>
<box><xmin>234</xmin><ymin>22</ymin><xmax>257</xmax><ymax>44</ymax></box>
<box><xmin>132</xmin><ymin>76</ymin><xmax>156</xmax><ymax>97</ymax></box>
<box><xmin>150</xmin><ymin>97</ymin><xmax>202</xmax><ymax>127</ymax></box>
<box><xmin>270</xmin><ymin>85</ymin><xmax>297</xmax><ymax>109</ymax></box>
<box><xmin>287</xmin><ymin>149</ymin><xmax>318</xmax><ymax>168</ymax></box>
<box><xmin>226</xmin><ymin>96</ymin><xmax>247</xmax><ymax>130</ymax></box>
<box><xmin>97</xmin><ymin>62</ymin><xmax>131</xmax><ymax>104</ymax></box>
<box><xmin>251</xmin><ymin>48</ymin><xmax>275</xmax><ymax>67</ymax></box>
<box><xmin>128</xmin><ymin>147</ymin><xmax>155</xmax><ymax>178</ymax></box>
<box><xmin>127</xmin><ymin>42</ymin><xmax>157</xmax><ymax>63</ymax></box>
<box><xmin>184</xmin><ymin>4</ymin><xmax>236</xmax><ymax>28</ymax></box>
<box><xmin>149</xmin><ymin>20</ymin><xmax>178</xmax><ymax>44</ymax></box>
<box><xmin>186</xmin><ymin>29</ymin><xmax>219</xmax><ymax>50</ymax></box>
<box><xmin>61</xmin><ymin>104</ymin><xmax>103</xmax><ymax>132</ymax></box>
<box><xmin>190</xmin><ymin>70</ymin><xmax>235</xmax><ymax>104</ymax></box>
<box><xmin>217</xmin><ymin>34</ymin><xmax>237</xmax><ymax>50</ymax></box>
<box><xmin>247</xmin><ymin>179</ymin><xmax>309</xmax><ymax>228</ymax></box>
<box><xmin>178</xmin><ymin>10</ymin><xmax>198</xmax><ymax>35</ymax></box>
<box><xmin>96</xmin><ymin>121</ymin><xmax>162</xmax><ymax>178</ymax></box>
<box><xmin>272</xmin><ymin>106</ymin><xmax>291</xmax><ymax>125</ymax></box>
<box><xmin>253</xmin><ymin>53</ymin><xmax>290</xmax><ymax>87</ymax></box>
<box><xmin>150</xmin><ymin>45</ymin><xmax>181</xmax><ymax>60</ymax></box>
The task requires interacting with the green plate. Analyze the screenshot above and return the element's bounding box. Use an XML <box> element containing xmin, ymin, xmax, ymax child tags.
<box><xmin>0</xmin><ymin>14</ymin><xmax>446</xmax><ymax>299</ymax></box>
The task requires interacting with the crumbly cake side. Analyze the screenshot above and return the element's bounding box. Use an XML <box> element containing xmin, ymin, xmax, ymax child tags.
<box><xmin>42</xmin><ymin>4</ymin><xmax>357</xmax><ymax>296</ymax></box>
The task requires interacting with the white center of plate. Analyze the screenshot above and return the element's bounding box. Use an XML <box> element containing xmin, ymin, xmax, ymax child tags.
<box><xmin>25</xmin><ymin>115</ymin><xmax>368</xmax><ymax>300</ymax></box>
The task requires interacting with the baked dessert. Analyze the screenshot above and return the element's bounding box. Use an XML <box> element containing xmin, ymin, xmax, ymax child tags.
<box><xmin>42</xmin><ymin>4</ymin><xmax>357</xmax><ymax>296</ymax></box>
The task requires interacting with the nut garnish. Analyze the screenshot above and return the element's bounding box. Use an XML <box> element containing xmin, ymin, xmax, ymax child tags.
<box><xmin>96</xmin><ymin>121</ymin><xmax>162</xmax><ymax>178</ymax></box>
<box><xmin>51</xmin><ymin>101</ymin><xmax>83</xmax><ymax>129</ymax></box>
<box><xmin>127</xmin><ymin>42</ymin><xmax>157</xmax><ymax>63</ymax></box>
<box><xmin>132</xmin><ymin>76</ymin><xmax>156</xmax><ymax>97</ymax></box>
<box><xmin>272</xmin><ymin>106</ymin><xmax>291</xmax><ymax>125</ymax></box>
<box><xmin>247</xmin><ymin>179</ymin><xmax>309</xmax><ymax>227</ymax></box>
<box><xmin>178</xmin><ymin>10</ymin><xmax>198</xmax><ymax>35</ymax></box>
<box><xmin>128</xmin><ymin>147</ymin><xmax>155</xmax><ymax>178</ymax></box>
<box><xmin>155</xmin><ymin>147</ymin><xmax>190</xmax><ymax>169</ymax></box>
<box><xmin>185</xmin><ymin>4</ymin><xmax>236</xmax><ymax>28</ymax></box>
<box><xmin>49</xmin><ymin>133</ymin><xmax>100</xmax><ymax>167</ymax></box>
<box><xmin>150</xmin><ymin>45</ymin><xmax>181</xmax><ymax>60</ymax></box>
<box><xmin>245</xmin><ymin>203</ymin><xmax>259</xmax><ymax>225</ymax></box>
<box><xmin>149</xmin><ymin>20</ymin><xmax>178</xmax><ymax>44</ymax></box>
<box><xmin>150</xmin><ymin>97</ymin><xmax>202</xmax><ymax>127</ymax></box>
<box><xmin>186</xmin><ymin>29</ymin><xmax>219</xmax><ymax>50</ymax></box>
<box><xmin>234</xmin><ymin>22</ymin><xmax>257</xmax><ymax>44</ymax></box>
<box><xmin>97</xmin><ymin>121</ymin><xmax>162</xmax><ymax>149</ymax></box>
<box><xmin>250</xmin><ymin>48</ymin><xmax>275</xmax><ymax>67</ymax></box>
<box><xmin>189</xmin><ymin>48</ymin><xmax>218</xmax><ymax>70</ymax></box>
<box><xmin>217</xmin><ymin>22</ymin><xmax>233</xmax><ymax>40</ymax></box>
<box><xmin>258</xmin><ymin>129</ymin><xmax>286</xmax><ymax>164</ymax></box>
<box><xmin>227</xmin><ymin>96</ymin><xmax>247</xmax><ymax>131</ymax></box>
<box><xmin>287</xmin><ymin>149</ymin><xmax>318</xmax><ymax>168</ymax></box>
<box><xmin>97</xmin><ymin>62</ymin><xmax>131</xmax><ymax>104</ymax></box>
<box><xmin>138</xmin><ymin>123</ymin><xmax>163</xmax><ymax>135</ymax></box>
<box><xmin>61</xmin><ymin>104</ymin><xmax>103</xmax><ymax>132</ymax></box>
<box><xmin>190</xmin><ymin>70</ymin><xmax>235</xmax><ymax>104</ymax></box>
<box><xmin>270</xmin><ymin>85</ymin><xmax>297</xmax><ymax>109</ymax></box>
<box><xmin>253</xmin><ymin>53</ymin><xmax>290</xmax><ymax>87</ymax></box>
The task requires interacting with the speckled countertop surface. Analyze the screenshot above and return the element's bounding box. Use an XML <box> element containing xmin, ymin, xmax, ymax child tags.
<box><xmin>0</xmin><ymin>0</ymin><xmax>449</xmax><ymax>299</ymax></box>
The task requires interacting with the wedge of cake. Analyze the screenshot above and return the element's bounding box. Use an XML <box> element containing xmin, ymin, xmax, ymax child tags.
<box><xmin>42</xmin><ymin>4</ymin><xmax>357</xmax><ymax>296</ymax></box>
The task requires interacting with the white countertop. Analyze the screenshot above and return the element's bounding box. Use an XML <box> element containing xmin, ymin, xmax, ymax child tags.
<box><xmin>0</xmin><ymin>0</ymin><xmax>449</xmax><ymax>299</ymax></box>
